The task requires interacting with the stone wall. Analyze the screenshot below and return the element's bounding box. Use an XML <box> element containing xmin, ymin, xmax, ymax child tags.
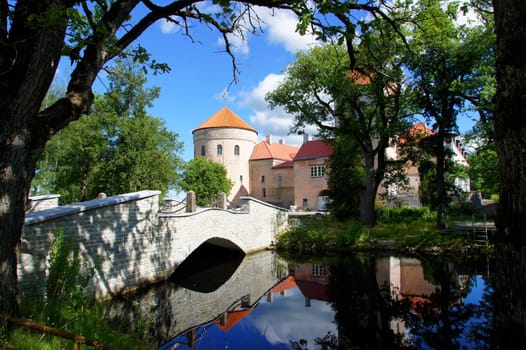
<box><xmin>20</xmin><ymin>191</ymin><xmax>288</xmax><ymax>299</ymax></box>
<box><xmin>27</xmin><ymin>194</ymin><xmax>60</xmax><ymax>212</ymax></box>
<box><xmin>105</xmin><ymin>250</ymin><xmax>288</xmax><ymax>346</ymax></box>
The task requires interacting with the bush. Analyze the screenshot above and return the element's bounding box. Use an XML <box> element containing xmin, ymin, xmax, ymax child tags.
<box><xmin>376</xmin><ymin>206</ymin><xmax>435</xmax><ymax>223</ymax></box>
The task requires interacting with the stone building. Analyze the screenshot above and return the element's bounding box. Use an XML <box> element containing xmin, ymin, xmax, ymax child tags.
<box><xmin>193</xmin><ymin>106</ymin><xmax>258</xmax><ymax>204</ymax></box>
<box><xmin>382</xmin><ymin>122</ymin><xmax>471</xmax><ymax>207</ymax></box>
<box><xmin>193</xmin><ymin>107</ymin><xmax>333</xmax><ymax>210</ymax></box>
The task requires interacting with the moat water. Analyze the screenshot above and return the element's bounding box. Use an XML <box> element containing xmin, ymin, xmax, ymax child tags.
<box><xmin>101</xmin><ymin>245</ymin><xmax>516</xmax><ymax>350</ymax></box>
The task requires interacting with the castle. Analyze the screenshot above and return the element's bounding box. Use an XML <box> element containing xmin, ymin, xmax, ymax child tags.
<box><xmin>192</xmin><ymin>106</ymin><xmax>332</xmax><ymax>210</ymax></box>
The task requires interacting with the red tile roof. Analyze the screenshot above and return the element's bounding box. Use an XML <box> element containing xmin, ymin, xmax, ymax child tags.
<box><xmin>399</xmin><ymin>122</ymin><xmax>435</xmax><ymax>144</ymax></box>
<box><xmin>250</xmin><ymin>141</ymin><xmax>298</xmax><ymax>161</ymax></box>
<box><xmin>193</xmin><ymin>106</ymin><xmax>257</xmax><ymax>134</ymax></box>
<box><xmin>348</xmin><ymin>69</ymin><xmax>373</xmax><ymax>85</ymax></box>
<box><xmin>215</xmin><ymin>308</ymin><xmax>254</xmax><ymax>332</ymax></box>
<box><xmin>273</xmin><ymin>160</ymin><xmax>294</xmax><ymax>169</ymax></box>
<box><xmin>296</xmin><ymin>281</ymin><xmax>330</xmax><ymax>302</ymax></box>
<box><xmin>409</xmin><ymin>122</ymin><xmax>434</xmax><ymax>136</ymax></box>
<box><xmin>271</xmin><ymin>275</ymin><xmax>297</xmax><ymax>294</ymax></box>
<box><xmin>294</xmin><ymin>140</ymin><xmax>333</xmax><ymax>161</ymax></box>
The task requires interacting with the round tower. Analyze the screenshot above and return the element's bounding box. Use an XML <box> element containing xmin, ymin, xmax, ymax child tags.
<box><xmin>192</xmin><ymin>106</ymin><xmax>258</xmax><ymax>205</ymax></box>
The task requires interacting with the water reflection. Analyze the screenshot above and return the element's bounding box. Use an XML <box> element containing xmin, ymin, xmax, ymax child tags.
<box><xmin>104</xmin><ymin>250</ymin><xmax>496</xmax><ymax>349</ymax></box>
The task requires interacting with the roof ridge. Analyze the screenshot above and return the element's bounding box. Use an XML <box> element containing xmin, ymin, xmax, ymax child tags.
<box><xmin>193</xmin><ymin>106</ymin><xmax>257</xmax><ymax>134</ymax></box>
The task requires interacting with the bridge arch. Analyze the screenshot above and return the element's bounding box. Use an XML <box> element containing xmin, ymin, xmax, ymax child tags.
<box><xmin>20</xmin><ymin>191</ymin><xmax>288</xmax><ymax>299</ymax></box>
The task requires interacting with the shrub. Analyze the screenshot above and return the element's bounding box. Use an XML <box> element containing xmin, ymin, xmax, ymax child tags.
<box><xmin>376</xmin><ymin>206</ymin><xmax>435</xmax><ymax>223</ymax></box>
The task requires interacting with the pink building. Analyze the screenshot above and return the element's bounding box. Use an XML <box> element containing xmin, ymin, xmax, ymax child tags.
<box><xmin>193</xmin><ymin>107</ymin><xmax>333</xmax><ymax>210</ymax></box>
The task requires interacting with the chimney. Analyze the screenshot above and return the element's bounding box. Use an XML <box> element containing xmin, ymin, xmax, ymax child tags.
<box><xmin>303</xmin><ymin>133</ymin><xmax>310</xmax><ymax>144</ymax></box>
<box><xmin>266</xmin><ymin>135</ymin><xmax>272</xmax><ymax>144</ymax></box>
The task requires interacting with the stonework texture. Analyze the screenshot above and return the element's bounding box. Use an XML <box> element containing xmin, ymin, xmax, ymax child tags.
<box><xmin>20</xmin><ymin>191</ymin><xmax>288</xmax><ymax>299</ymax></box>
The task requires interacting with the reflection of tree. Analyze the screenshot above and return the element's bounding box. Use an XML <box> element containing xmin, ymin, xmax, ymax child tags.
<box><xmin>402</xmin><ymin>257</ymin><xmax>492</xmax><ymax>349</ymax></box>
<box><xmin>327</xmin><ymin>255</ymin><xmax>406</xmax><ymax>349</ymax></box>
<box><xmin>493</xmin><ymin>244</ymin><xmax>526</xmax><ymax>348</ymax></box>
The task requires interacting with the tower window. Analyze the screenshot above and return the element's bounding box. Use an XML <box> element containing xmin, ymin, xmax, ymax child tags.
<box><xmin>262</xmin><ymin>188</ymin><xmax>266</xmax><ymax>198</ymax></box>
<box><xmin>234</xmin><ymin>145</ymin><xmax>240</xmax><ymax>155</ymax></box>
<box><xmin>201</xmin><ymin>145</ymin><xmax>205</xmax><ymax>156</ymax></box>
<box><xmin>261</xmin><ymin>175</ymin><xmax>265</xmax><ymax>183</ymax></box>
<box><xmin>217</xmin><ymin>144</ymin><xmax>223</xmax><ymax>155</ymax></box>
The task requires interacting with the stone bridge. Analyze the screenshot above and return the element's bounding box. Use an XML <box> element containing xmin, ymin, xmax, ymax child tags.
<box><xmin>20</xmin><ymin>190</ymin><xmax>289</xmax><ymax>299</ymax></box>
<box><xmin>105</xmin><ymin>250</ymin><xmax>289</xmax><ymax>347</ymax></box>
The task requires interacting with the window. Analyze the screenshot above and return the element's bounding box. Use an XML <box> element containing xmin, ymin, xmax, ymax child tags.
<box><xmin>240</xmin><ymin>175</ymin><xmax>243</xmax><ymax>182</ymax></box>
<box><xmin>261</xmin><ymin>175</ymin><xmax>265</xmax><ymax>183</ymax></box>
<box><xmin>234</xmin><ymin>145</ymin><xmax>240</xmax><ymax>155</ymax></box>
<box><xmin>262</xmin><ymin>188</ymin><xmax>266</xmax><ymax>198</ymax></box>
<box><xmin>217</xmin><ymin>144</ymin><xmax>222</xmax><ymax>155</ymax></box>
<box><xmin>310</xmin><ymin>165</ymin><xmax>325</xmax><ymax>178</ymax></box>
<box><xmin>312</xmin><ymin>264</ymin><xmax>325</xmax><ymax>276</ymax></box>
<box><xmin>201</xmin><ymin>145</ymin><xmax>205</xmax><ymax>156</ymax></box>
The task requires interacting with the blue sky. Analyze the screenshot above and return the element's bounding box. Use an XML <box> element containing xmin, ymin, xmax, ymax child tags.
<box><xmin>56</xmin><ymin>3</ymin><xmax>477</xmax><ymax>162</ymax></box>
<box><xmin>55</xmin><ymin>4</ymin><xmax>320</xmax><ymax>162</ymax></box>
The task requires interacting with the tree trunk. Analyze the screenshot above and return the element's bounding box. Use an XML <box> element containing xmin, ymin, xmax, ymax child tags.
<box><xmin>435</xmin><ymin>134</ymin><xmax>448</xmax><ymax>230</ymax></box>
<box><xmin>0</xmin><ymin>0</ymin><xmax>68</xmax><ymax>320</ymax></box>
<box><xmin>0</xmin><ymin>124</ymin><xmax>45</xmax><ymax>318</ymax></box>
<box><xmin>493</xmin><ymin>0</ymin><xmax>526</xmax><ymax>243</ymax></box>
<box><xmin>360</xmin><ymin>151</ymin><xmax>377</xmax><ymax>227</ymax></box>
<box><xmin>493</xmin><ymin>244</ymin><xmax>526</xmax><ymax>347</ymax></box>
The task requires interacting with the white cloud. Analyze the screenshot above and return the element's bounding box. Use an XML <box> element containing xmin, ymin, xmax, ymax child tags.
<box><xmin>250</xmin><ymin>288</ymin><xmax>337</xmax><ymax>346</ymax></box>
<box><xmin>236</xmin><ymin>72</ymin><xmax>321</xmax><ymax>146</ymax></box>
<box><xmin>159</xmin><ymin>18</ymin><xmax>178</xmax><ymax>34</ymax></box>
<box><xmin>236</xmin><ymin>73</ymin><xmax>297</xmax><ymax>144</ymax></box>
<box><xmin>257</xmin><ymin>7</ymin><xmax>319</xmax><ymax>54</ymax></box>
<box><xmin>217</xmin><ymin>32</ymin><xmax>250</xmax><ymax>56</ymax></box>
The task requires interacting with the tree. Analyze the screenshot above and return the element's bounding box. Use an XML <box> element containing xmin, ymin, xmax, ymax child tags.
<box><xmin>467</xmin><ymin>144</ymin><xmax>499</xmax><ymax>199</ymax></box>
<box><xmin>33</xmin><ymin>109</ymin><xmax>109</xmax><ymax>203</ymax></box>
<box><xmin>89</xmin><ymin>58</ymin><xmax>183</xmax><ymax>199</ymax></box>
<box><xmin>492</xmin><ymin>0</ymin><xmax>526</xmax><ymax>242</ymax></box>
<box><xmin>0</xmin><ymin>0</ymin><xmax>294</xmax><ymax>320</ymax></box>
<box><xmin>326</xmin><ymin>135</ymin><xmax>363</xmax><ymax>220</ymax></box>
<box><xmin>179</xmin><ymin>157</ymin><xmax>233</xmax><ymax>207</ymax></box>
<box><xmin>32</xmin><ymin>58</ymin><xmax>183</xmax><ymax>203</ymax></box>
<box><xmin>401</xmin><ymin>0</ymin><xmax>494</xmax><ymax>229</ymax></box>
<box><xmin>267</xmin><ymin>28</ymin><xmax>408</xmax><ymax>226</ymax></box>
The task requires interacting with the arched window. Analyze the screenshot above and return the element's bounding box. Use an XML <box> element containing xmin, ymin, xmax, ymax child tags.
<box><xmin>201</xmin><ymin>145</ymin><xmax>205</xmax><ymax>156</ymax></box>
<box><xmin>234</xmin><ymin>145</ymin><xmax>240</xmax><ymax>155</ymax></box>
<box><xmin>217</xmin><ymin>144</ymin><xmax>223</xmax><ymax>155</ymax></box>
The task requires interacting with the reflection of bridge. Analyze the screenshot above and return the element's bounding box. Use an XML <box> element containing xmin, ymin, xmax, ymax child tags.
<box><xmin>104</xmin><ymin>250</ymin><xmax>288</xmax><ymax>347</ymax></box>
<box><xmin>20</xmin><ymin>191</ymin><xmax>288</xmax><ymax>299</ymax></box>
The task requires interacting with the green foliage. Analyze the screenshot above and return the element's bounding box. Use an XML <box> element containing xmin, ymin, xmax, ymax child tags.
<box><xmin>399</xmin><ymin>0</ymin><xmax>495</xmax><ymax>228</ymax></box>
<box><xmin>6</xmin><ymin>230</ymin><xmax>153</xmax><ymax>349</ymax></box>
<box><xmin>46</xmin><ymin>230</ymin><xmax>82</xmax><ymax>301</ymax></box>
<box><xmin>266</xmin><ymin>31</ymin><xmax>410</xmax><ymax>226</ymax></box>
<box><xmin>179</xmin><ymin>157</ymin><xmax>233</xmax><ymax>207</ymax></box>
<box><xmin>376</xmin><ymin>206</ymin><xmax>435</xmax><ymax>223</ymax></box>
<box><xmin>277</xmin><ymin>208</ymin><xmax>478</xmax><ymax>255</ymax></box>
<box><xmin>277</xmin><ymin>216</ymin><xmax>366</xmax><ymax>254</ymax></box>
<box><xmin>32</xmin><ymin>57</ymin><xmax>183</xmax><ymax>202</ymax></box>
<box><xmin>468</xmin><ymin>144</ymin><xmax>499</xmax><ymax>198</ymax></box>
<box><xmin>327</xmin><ymin>136</ymin><xmax>363</xmax><ymax>220</ymax></box>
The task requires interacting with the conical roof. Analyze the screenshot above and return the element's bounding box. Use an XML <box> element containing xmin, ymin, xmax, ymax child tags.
<box><xmin>193</xmin><ymin>106</ymin><xmax>257</xmax><ymax>134</ymax></box>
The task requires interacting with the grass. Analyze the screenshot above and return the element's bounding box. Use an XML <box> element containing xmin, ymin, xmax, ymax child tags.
<box><xmin>3</xmin><ymin>230</ymin><xmax>155</xmax><ymax>350</ymax></box>
<box><xmin>3</xmin><ymin>296</ymin><xmax>154</xmax><ymax>350</ymax></box>
<box><xmin>277</xmin><ymin>206</ymin><xmax>493</xmax><ymax>255</ymax></box>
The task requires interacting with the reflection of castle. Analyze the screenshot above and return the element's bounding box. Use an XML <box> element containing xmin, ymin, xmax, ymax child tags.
<box><xmin>193</xmin><ymin>107</ymin><xmax>333</xmax><ymax>210</ymax></box>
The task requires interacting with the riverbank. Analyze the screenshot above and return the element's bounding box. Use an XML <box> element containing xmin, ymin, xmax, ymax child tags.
<box><xmin>279</xmin><ymin>208</ymin><xmax>494</xmax><ymax>257</ymax></box>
